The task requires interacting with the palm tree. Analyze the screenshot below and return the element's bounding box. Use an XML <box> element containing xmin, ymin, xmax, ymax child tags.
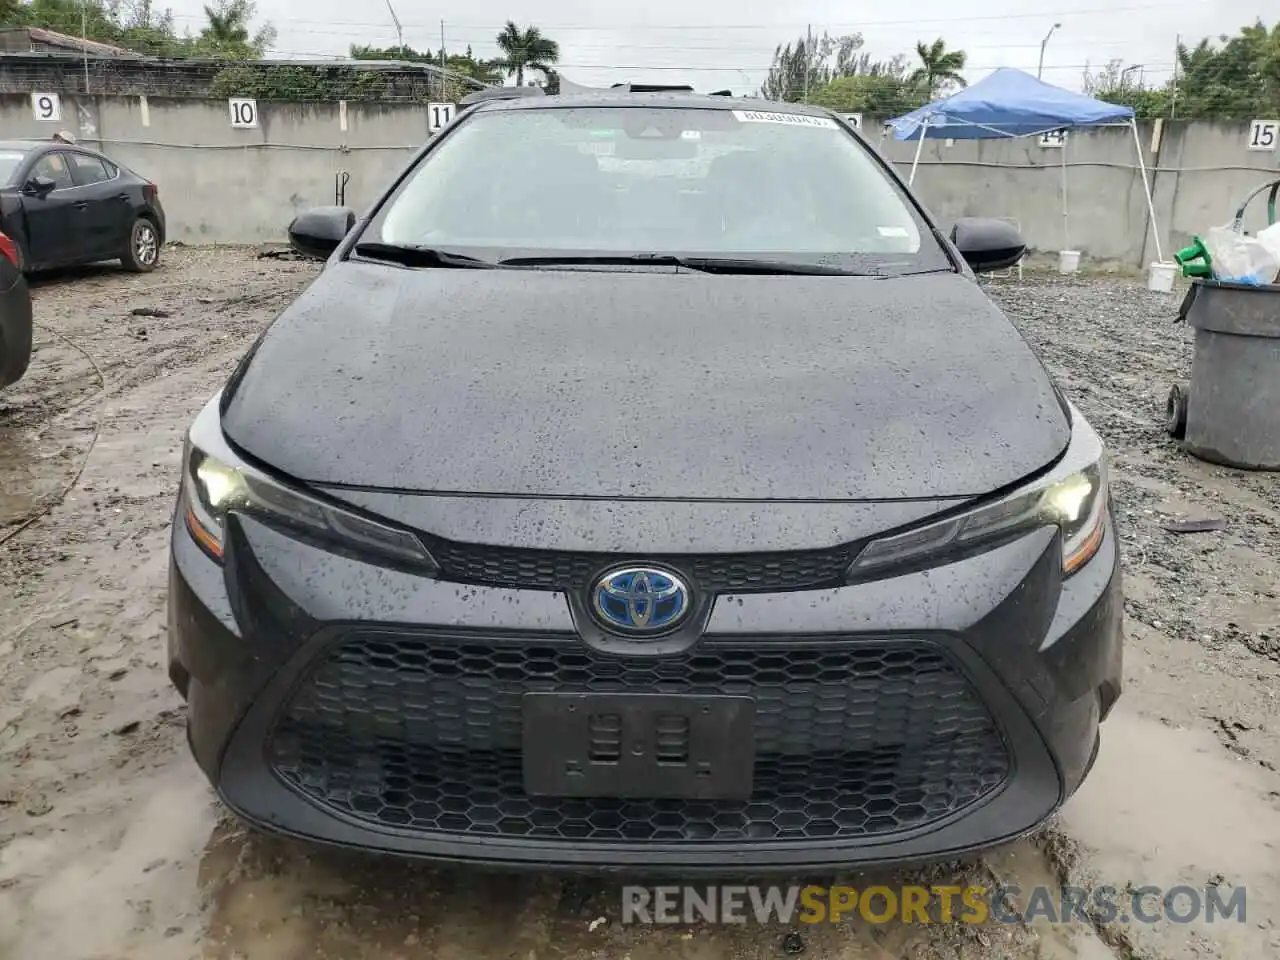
<box><xmin>909</xmin><ymin>38</ymin><xmax>967</xmax><ymax>100</ymax></box>
<box><xmin>199</xmin><ymin>0</ymin><xmax>275</xmax><ymax>57</ymax></box>
<box><xmin>492</xmin><ymin>21</ymin><xmax>560</xmax><ymax>87</ymax></box>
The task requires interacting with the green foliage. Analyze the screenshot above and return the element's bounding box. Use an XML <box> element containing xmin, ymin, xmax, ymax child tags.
<box><xmin>193</xmin><ymin>0</ymin><xmax>275</xmax><ymax>59</ymax></box>
<box><xmin>1084</xmin><ymin>19</ymin><xmax>1279</xmax><ymax>119</ymax></box>
<box><xmin>491</xmin><ymin>21</ymin><xmax>559</xmax><ymax>86</ymax></box>
<box><xmin>208</xmin><ymin>62</ymin><xmax>473</xmax><ymax>102</ymax></box>
<box><xmin>807</xmin><ymin>73</ymin><xmax>924</xmax><ymax>115</ymax></box>
<box><xmin>908</xmin><ymin>38</ymin><xmax>967</xmax><ymax>100</ymax></box>
<box><xmin>761</xmin><ymin>31</ymin><xmax>935</xmax><ymax>113</ymax></box>
<box><xmin>350</xmin><ymin>42</ymin><xmax>504</xmax><ymax>85</ymax></box>
<box><xmin>1</xmin><ymin>0</ymin><xmax>275</xmax><ymax>58</ymax></box>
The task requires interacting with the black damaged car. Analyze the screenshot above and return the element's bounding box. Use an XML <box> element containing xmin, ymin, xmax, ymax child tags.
<box><xmin>167</xmin><ymin>90</ymin><xmax>1122</xmax><ymax>871</ymax></box>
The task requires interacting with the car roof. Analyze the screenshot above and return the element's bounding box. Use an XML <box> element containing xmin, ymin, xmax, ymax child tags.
<box><xmin>471</xmin><ymin>91</ymin><xmax>838</xmax><ymax>118</ymax></box>
<box><xmin>0</xmin><ymin>139</ymin><xmax>107</xmax><ymax>155</ymax></box>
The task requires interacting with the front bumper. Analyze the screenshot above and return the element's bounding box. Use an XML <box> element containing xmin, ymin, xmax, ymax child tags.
<box><xmin>168</xmin><ymin>506</ymin><xmax>1122</xmax><ymax>872</ymax></box>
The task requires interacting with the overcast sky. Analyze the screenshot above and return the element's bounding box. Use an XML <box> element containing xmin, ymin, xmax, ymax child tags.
<box><xmin>157</xmin><ymin>0</ymin><xmax>1269</xmax><ymax>94</ymax></box>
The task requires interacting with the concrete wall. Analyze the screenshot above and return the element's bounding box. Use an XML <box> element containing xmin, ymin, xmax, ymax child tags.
<box><xmin>2</xmin><ymin>93</ymin><xmax>1278</xmax><ymax>262</ymax></box>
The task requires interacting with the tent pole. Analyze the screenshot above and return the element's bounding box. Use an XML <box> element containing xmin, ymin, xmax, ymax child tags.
<box><xmin>1130</xmin><ymin>117</ymin><xmax>1163</xmax><ymax>263</ymax></box>
<box><xmin>1060</xmin><ymin>132</ymin><xmax>1069</xmax><ymax>251</ymax></box>
<box><xmin>909</xmin><ymin>118</ymin><xmax>928</xmax><ymax>186</ymax></box>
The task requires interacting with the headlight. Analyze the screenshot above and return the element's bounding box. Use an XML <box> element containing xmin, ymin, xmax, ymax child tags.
<box><xmin>847</xmin><ymin>405</ymin><xmax>1109</xmax><ymax>580</ymax></box>
<box><xmin>179</xmin><ymin>395</ymin><xmax>438</xmax><ymax>573</ymax></box>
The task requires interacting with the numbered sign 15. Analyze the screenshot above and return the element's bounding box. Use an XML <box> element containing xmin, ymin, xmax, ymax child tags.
<box><xmin>229</xmin><ymin>98</ymin><xmax>259</xmax><ymax>129</ymax></box>
<box><xmin>1248</xmin><ymin>119</ymin><xmax>1278</xmax><ymax>151</ymax></box>
<box><xmin>1039</xmin><ymin>129</ymin><xmax>1068</xmax><ymax>148</ymax></box>
<box><xmin>428</xmin><ymin>102</ymin><xmax>455</xmax><ymax>134</ymax></box>
<box><xmin>31</xmin><ymin>92</ymin><xmax>62</xmax><ymax>123</ymax></box>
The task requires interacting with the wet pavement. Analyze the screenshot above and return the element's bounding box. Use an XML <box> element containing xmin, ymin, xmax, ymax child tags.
<box><xmin>0</xmin><ymin>253</ymin><xmax>1277</xmax><ymax>959</ymax></box>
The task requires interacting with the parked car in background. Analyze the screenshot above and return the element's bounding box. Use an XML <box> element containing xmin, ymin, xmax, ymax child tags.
<box><xmin>0</xmin><ymin>139</ymin><xmax>165</xmax><ymax>273</ymax></box>
<box><xmin>0</xmin><ymin>230</ymin><xmax>33</xmax><ymax>390</ymax></box>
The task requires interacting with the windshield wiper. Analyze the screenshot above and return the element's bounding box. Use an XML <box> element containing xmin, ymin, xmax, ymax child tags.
<box><xmin>496</xmin><ymin>254</ymin><xmax>874</xmax><ymax>276</ymax></box>
<box><xmin>353</xmin><ymin>242</ymin><xmax>496</xmax><ymax>269</ymax></box>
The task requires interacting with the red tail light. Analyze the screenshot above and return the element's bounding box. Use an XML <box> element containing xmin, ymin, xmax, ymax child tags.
<box><xmin>143</xmin><ymin>183</ymin><xmax>158</xmax><ymax>202</ymax></box>
<box><xmin>0</xmin><ymin>233</ymin><xmax>17</xmax><ymax>267</ymax></box>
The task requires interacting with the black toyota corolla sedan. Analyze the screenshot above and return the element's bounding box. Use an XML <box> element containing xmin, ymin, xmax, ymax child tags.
<box><xmin>167</xmin><ymin>90</ymin><xmax>1122</xmax><ymax>871</ymax></box>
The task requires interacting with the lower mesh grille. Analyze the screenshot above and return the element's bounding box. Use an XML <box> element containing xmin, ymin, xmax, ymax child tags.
<box><xmin>268</xmin><ymin>635</ymin><xmax>1011</xmax><ymax>843</ymax></box>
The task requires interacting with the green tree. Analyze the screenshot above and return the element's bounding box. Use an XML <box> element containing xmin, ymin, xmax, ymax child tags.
<box><xmin>809</xmin><ymin>71</ymin><xmax>923</xmax><ymax>115</ymax></box>
<box><xmin>1082</xmin><ymin>20</ymin><xmax>1279</xmax><ymax>119</ymax></box>
<box><xmin>350</xmin><ymin>42</ymin><xmax>503</xmax><ymax>85</ymax></box>
<box><xmin>909</xmin><ymin>38</ymin><xmax>967</xmax><ymax>99</ymax></box>
<box><xmin>760</xmin><ymin>32</ymin><xmax>872</xmax><ymax>102</ymax></box>
<box><xmin>194</xmin><ymin>0</ymin><xmax>275</xmax><ymax>59</ymax></box>
<box><xmin>2</xmin><ymin>0</ymin><xmax>193</xmax><ymax>56</ymax></box>
<box><xmin>491</xmin><ymin>21</ymin><xmax>559</xmax><ymax>86</ymax></box>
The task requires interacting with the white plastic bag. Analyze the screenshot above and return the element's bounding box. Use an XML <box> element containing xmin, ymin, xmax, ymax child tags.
<box><xmin>1257</xmin><ymin>221</ymin><xmax>1280</xmax><ymax>279</ymax></box>
<box><xmin>1204</xmin><ymin>223</ymin><xmax>1280</xmax><ymax>285</ymax></box>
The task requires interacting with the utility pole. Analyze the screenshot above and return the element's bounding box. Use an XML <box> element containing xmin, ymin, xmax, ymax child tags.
<box><xmin>382</xmin><ymin>0</ymin><xmax>404</xmax><ymax>57</ymax></box>
<box><xmin>440</xmin><ymin>20</ymin><xmax>446</xmax><ymax>100</ymax></box>
<box><xmin>1037</xmin><ymin>22</ymin><xmax>1061</xmax><ymax>80</ymax></box>
<box><xmin>803</xmin><ymin>24</ymin><xmax>811</xmax><ymax>101</ymax></box>
<box><xmin>81</xmin><ymin>0</ymin><xmax>90</xmax><ymax>94</ymax></box>
<box><xmin>1170</xmin><ymin>34</ymin><xmax>1180</xmax><ymax>118</ymax></box>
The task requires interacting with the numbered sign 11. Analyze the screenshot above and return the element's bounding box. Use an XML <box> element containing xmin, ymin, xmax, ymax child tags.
<box><xmin>31</xmin><ymin>92</ymin><xmax>62</xmax><ymax>123</ymax></box>
<box><xmin>1248</xmin><ymin>119</ymin><xmax>1278</xmax><ymax>151</ymax></box>
<box><xmin>229</xmin><ymin>98</ymin><xmax>259</xmax><ymax>129</ymax></box>
<box><xmin>428</xmin><ymin>102</ymin><xmax>455</xmax><ymax>134</ymax></box>
<box><xmin>1039</xmin><ymin>129</ymin><xmax>1068</xmax><ymax>148</ymax></box>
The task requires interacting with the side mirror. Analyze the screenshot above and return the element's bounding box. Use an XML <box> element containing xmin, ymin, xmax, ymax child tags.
<box><xmin>288</xmin><ymin>206</ymin><xmax>356</xmax><ymax>259</ymax></box>
<box><xmin>951</xmin><ymin>217</ymin><xmax>1026</xmax><ymax>274</ymax></box>
<box><xmin>22</xmin><ymin>175</ymin><xmax>57</xmax><ymax>198</ymax></box>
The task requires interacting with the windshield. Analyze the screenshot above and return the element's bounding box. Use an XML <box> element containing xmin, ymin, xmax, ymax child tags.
<box><xmin>366</xmin><ymin>106</ymin><xmax>949</xmax><ymax>274</ymax></box>
<box><xmin>0</xmin><ymin>151</ymin><xmax>27</xmax><ymax>187</ymax></box>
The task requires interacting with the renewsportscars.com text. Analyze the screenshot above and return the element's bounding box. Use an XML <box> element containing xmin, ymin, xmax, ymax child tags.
<box><xmin>621</xmin><ymin>884</ymin><xmax>1247</xmax><ymax>926</ymax></box>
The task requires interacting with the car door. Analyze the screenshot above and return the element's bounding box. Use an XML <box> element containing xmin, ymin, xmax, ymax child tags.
<box><xmin>20</xmin><ymin>151</ymin><xmax>83</xmax><ymax>267</ymax></box>
<box><xmin>67</xmin><ymin>152</ymin><xmax>129</xmax><ymax>259</ymax></box>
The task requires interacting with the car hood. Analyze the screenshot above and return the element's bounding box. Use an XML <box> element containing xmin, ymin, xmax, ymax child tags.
<box><xmin>220</xmin><ymin>261</ymin><xmax>1069</xmax><ymax>501</ymax></box>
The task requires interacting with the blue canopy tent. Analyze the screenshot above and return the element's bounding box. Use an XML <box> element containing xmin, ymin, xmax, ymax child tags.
<box><xmin>887</xmin><ymin>68</ymin><xmax>1163</xmax><ymax>263</ymax></box>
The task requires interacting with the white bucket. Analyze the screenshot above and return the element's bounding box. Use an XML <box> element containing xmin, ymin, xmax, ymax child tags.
<box><xmin>1058</xmin><ymin>250</ymin><xmax>1081</xmax><ymax>274</ymax></box>
<box><xmin>1147</xmin><ymin>261</ymin><xmax>1177</xmax><ymax>293</ymax></box>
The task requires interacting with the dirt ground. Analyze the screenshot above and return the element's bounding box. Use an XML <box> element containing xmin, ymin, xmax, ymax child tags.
<box><xmin>0</xmin><ymin>249</ymin><xmax>1277</xmax><ymax>960</ymax></box>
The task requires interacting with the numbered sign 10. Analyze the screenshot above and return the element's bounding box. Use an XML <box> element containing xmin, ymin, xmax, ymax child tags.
<box><xmin>229</xmin><ymin>98</ymin><xmax>259</xmax><ymax>129</ymax></box>
<box><xmin>1039</xmin><ymin>129</ymin><xmax>1068</xmax><ymax>148</ymax></box>
<box><xmin>31</xmin><ymin>92</ymin><xmax>62</xmax><ymax>123</ymax></box>
<box><xmin>428</xmin><ymin>102</ymin><xmax>455</xmax><ymax>134</ymax></box>
<box><xmin>1248</xmin><ymin>119</ymin><xmax>1278</xmax><ymax>151</ymax></box>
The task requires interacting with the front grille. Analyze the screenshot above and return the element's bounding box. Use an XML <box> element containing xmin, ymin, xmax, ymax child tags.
<box><xmin>268</xmin><ymin>635</ymin><xmax>1011</xmax><ymax>844</ymax></box>
<box><xmin>424</xmin><ymin>537</ymin><xmax>858</xmax><ymax>592</ymax></box>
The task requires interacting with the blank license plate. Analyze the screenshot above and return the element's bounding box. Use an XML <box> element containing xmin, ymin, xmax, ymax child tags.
<box><xmin>522</xmin><ymin>692</ymin><xmax>755</xmax><ymax>801</ymax></box>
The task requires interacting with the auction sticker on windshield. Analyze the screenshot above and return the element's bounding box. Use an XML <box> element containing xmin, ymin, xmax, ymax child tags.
<box><xmin>732</xmin><ymin>110</ymin><xmax>838</xmax><ymax>129</ymax></box>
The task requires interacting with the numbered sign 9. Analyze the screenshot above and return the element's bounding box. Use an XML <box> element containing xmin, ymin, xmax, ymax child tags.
<box><xmin>31</xmin><ymin>92</ymin><xmax>62</xmax><ymax>123</ymax></box>
<box><xmin>1248</xmin><ymin>119</ymin><xmax>1278</xmax><ymax>151</ymax></box>
<box><xmin>229</xmin><ymin>98</ymin><xmax>259</xmax><ymax>129</ymax></box>
<box><xmin>842</xmin><ymin>113</ymin><xmax>863</xmax><ymax>130</ymax></box>
<box><xmin>1038</xmin><ymin>129</ymin><xmax>1068</xmax><ymax>148</ymax></box>
<box><xmin>428</xmin><ymin>102</ymin><xmax>455</xmax><ymax>134</ymax></box>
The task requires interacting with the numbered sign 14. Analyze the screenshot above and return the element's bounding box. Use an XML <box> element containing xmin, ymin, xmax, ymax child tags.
<box><xmin>31</xmin><ymin>92</ymin><xmax>62</xmax><ymax>122</ymax></box>
<box><xmin>229</xmin><ymin>98</ymin><xmax>259</xmax><ymax>129</ymax></box>
<box><xmin>1039</xmin><ymin>129</ymin><xmax>1068</xmax><ymax>148</ymax></box>
<box><xmin>1248</xmin><ymin>119</ymin><xmax>1278</xmax><ymax>151</ymax></box>
<box><xmin>428</xmin><ymin>102</ymin><xmax>455</xmax><ymax>133</ymax></box>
